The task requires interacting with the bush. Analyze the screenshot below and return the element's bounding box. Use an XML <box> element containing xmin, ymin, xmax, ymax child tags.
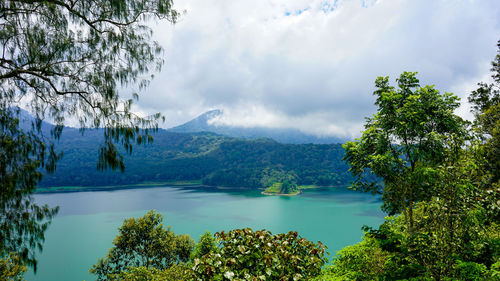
<box><xmin>193</xmin><ymin>228</ymin><xmax>327</xmax><ymax>280</ymax></box>
<box><xmin>314</xmin><ymin>237</ymin><xmax>388</xmax><ymax>281</ymax></box>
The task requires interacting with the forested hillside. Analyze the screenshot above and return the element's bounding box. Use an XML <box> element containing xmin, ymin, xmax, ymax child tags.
<box><xmin>39</xmin><ymin>129</ymin><xmax>351</xmax><ymax>188</ymax></box>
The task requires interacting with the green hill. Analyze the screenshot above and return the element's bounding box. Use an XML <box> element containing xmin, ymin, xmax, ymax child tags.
<box><xmin>39</xmin><ymin>129</ymin><xmax>351</xmax><ymax>189</ymax></box>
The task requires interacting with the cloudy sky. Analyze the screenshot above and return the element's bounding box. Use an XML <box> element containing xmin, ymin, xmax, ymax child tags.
<box><xmin>133</xmin><ymin>0</ymin><xmax>500</xmax><ymax>139</ymax></box>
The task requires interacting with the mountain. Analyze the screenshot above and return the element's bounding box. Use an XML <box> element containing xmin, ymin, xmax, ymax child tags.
<box><xmin>168</xmin><ymin>110</ymin><xmax>347</xmax><ymax>144</ymax></box>
<box><xmin>39</xmin><ymin>129</ymin><xmax>352</xmax><ymax>189</ymax></box>
<box><xmin>11</xmin><ymin>109</ymin><xmax>351</xmax><ymax>189</ymax></box>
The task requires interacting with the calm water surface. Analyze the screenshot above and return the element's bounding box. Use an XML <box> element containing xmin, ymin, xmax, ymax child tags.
<box><xmin>26</xmin><ymin>186</ymin><xmax>384</xmax><ymax>281</ymax></box>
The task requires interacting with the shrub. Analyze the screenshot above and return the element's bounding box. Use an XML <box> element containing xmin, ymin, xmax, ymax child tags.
<box><xmin>193</xmin><ymin>228</ymin><xmax>327</xmax><ymax>280</ymax></box>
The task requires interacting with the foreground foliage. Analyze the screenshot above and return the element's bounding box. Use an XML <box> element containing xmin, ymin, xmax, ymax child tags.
<box><xmin>316</xmin><ymin>213</ymin><xmax>499</xmax><ymax>281</ymax></box>
<box><xmin>193</xmin><ymin>228</ymin><xmax>327</xmax><ymax>280</ymax></box>
<box><xmin>90</xmin><ymin>211</ymin><xmax>194</xmax><ymax>280</ymax></box>
<box><xmin>0</xmin><ymin>109</ymin><xmax>58</xmax><ymax>270</ymax></box>
<box><xmin>1</xmin><ymin>0</ymin><xmax>178</xmax><ymax>275</ymax></box>
<box><xmin>342</xmin><ymin>71</ymin><xmax>466</xmax><ymax>234</ymax></box>
<box><xmin>325</xmin><ymin>42</ymin><xmax>500</xmax><ymax>281</ymax></box>
<box><xmin>91</xmin><ymin>212</ymin><xmax>327</xmax><ymax>281</ymax></box>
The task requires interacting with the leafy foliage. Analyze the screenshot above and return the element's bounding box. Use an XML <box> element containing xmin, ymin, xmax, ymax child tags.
<box><xmin>90</xmin><ymin>210</ymin><xmax>194</xmax><ymax>281</ymax></box>
<box><xmin>1</xmin><ymin>0</ymin><xmax>179</xmax><ymax>275</ymax></box>
<box><xmin>0</xmin><ymin>0</ymin><xmax>178</xmax><ymax>170</ymax></box>
<box><xmin>334</xmin><ymin>52</ymin><xmax>500</xmax><ymax>280</ymax></box>
<box><xmin>320</xmin><ymin>207</ymin><xmax>499</xmax><ymax>281</ymax></box>
<box><xmin>91</xmin><ymin>215</ymin><xmax>328</xmax><ymax>280</ymax></box>
<box><xmin>468</xmin><ymin>39</ymin><xmax>500</xmax><ymax>222</ymax></box>
<box><xmin>114</xmin><ymin>264</ymin><xmax>195</xmax><ymax>281</ymax></box>
<box><xmin>313</xmin><ymin>237</ymin><xmax>388</xmax><ymax>281</ymax></box>
<box><xmin>0</xmin><ymin>108</ymin><xmax>58</xmax><ymax>270</ymax></box>
<box><xmin>0</xmin><ymin>253</ymin><xmax>27</xmax><ymax>281</ymax></box>
<box><xmin>192</xmin><ymin>228</ymin><xmax>328</xmax><ymax>280</ymax></box>
<box><xmin>191</xmin><ymin>231</ymin><xmax>218</xmax><ymax>260</ymax></box>
<box><xmin>343</xmin><ymin>71</ymin><xmax>467</xmax><ymax>233</ymax></box>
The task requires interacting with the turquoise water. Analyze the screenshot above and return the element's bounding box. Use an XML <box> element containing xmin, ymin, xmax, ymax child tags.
<box><xmin>26</xmin><ymin>186</ymin><xmax>384</xmax><ymax>281</ymax></box>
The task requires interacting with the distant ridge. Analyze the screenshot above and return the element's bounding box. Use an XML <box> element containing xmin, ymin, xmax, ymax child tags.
<box><xmin>169</xmin><ymin>110</ymin><xmax>347</xmax><ymax>144</ymax></box>
<box><xmin>10</xmin><ymin>110</ymin><xmax>351</xmax><ymax>189</ymax></box>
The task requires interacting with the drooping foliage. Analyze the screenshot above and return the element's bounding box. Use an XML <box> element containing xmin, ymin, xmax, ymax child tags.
<box><xmin>0</xmin><ymin>0</ymin><xmax>178</xmax><ymax>272</ymax></box>
<box><xmin>1</xmin><ymin>0</ymin><xmax>178</xmax><ymax>170</ymax></box>
<box><xmin>0</xmin><ymin>108</ymin><xmax>58</xmax><ymax>270</ymax></box>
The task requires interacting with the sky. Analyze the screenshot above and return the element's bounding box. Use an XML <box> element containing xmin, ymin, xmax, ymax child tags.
<box><xmin>131</xmin><ymin>0</ymin><xmax>500</xmax><ymax>139</ymax></box>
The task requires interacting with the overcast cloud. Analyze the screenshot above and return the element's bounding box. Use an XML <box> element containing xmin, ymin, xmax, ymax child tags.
<box><xmin>131</xmin><ymin>0</ymin><xmax>500</xmax><ymax>138</ymax></box>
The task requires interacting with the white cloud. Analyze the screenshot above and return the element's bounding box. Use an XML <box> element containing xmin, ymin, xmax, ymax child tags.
<box><xmin>135</xmin><ymin>0</ymin><xmax>500</xmax><ymax>138</ymax></box>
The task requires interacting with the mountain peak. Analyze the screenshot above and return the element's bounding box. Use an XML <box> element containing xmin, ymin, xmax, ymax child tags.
<box><xmin>169</xmin><ymin>109</ymin><xmax>346</xmax><ymax>144</ymax></box>
<box><xmin>169</xmin><ymin>109</ymin><xmax>223</xmax><ymax>133</ymax></box>
<box><xmin>199</xmin><ymin>109</ymin><xmax>223</xmax><ymax>122</ymax></box>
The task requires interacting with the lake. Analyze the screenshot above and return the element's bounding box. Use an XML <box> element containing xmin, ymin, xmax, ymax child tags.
<box><xmin>26</xmin><ymin>185</ymin><xmax>385</xmax><ymax>281</ymax></box>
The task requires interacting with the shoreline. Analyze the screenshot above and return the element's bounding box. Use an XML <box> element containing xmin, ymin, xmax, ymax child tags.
<box><xmin>261</xmin><ymin>189</ymin><xmax>303</xmax><ymax>196</ymax></box>
<box><xmin>261</xmin><ymin>184</ymin><xmax>328</xmax><ymax>196</ymax></box>
<box><xmin>36</xmin><ymin>182</ymin><xmax>346</xmax><ymax>195</ymax></box>
<box><xmin>35</xmin><ymin>181</ymin><xmax>205</xmax><ymax>194</ymax></box>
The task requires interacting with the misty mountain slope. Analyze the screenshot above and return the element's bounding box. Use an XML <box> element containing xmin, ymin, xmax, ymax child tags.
<box><xmin>39</xmin><ymin>128</ymin><xmax>351</xmax><ymax>188</ymax></box>
<box><xmin>12</xmin><ymin>110</ymin><xmax>351</xmax><ymax>189</ymax></box>
<box><xmin>168</xmin><ymin>110</ymin><xmax>347</xmax><ymax>144</ymax></box>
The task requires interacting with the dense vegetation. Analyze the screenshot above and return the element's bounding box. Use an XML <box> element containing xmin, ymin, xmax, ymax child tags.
<box><xmin>90</xmin><ymin>211</ymin><xmax>328</xmax><ymax>281</ymax></box>
<box><xmin>0</xmin><ymin>0</ymin><xmax>178</xmax><ymax>276</ymax></box>
<box><xmin>1</xmin><ymin>0</ymin><xmax>498</xmax><ymax>279</ymax></box>
<box><xmin>90</xmin><ymin>49</ymin><xmax>500</xmax><ymax>280</ymax></box>
<box><xmin>38</xmin><ymin>130</ymin><xmax>351</xmax><ymax>189</ymax></box>
<box><xmin>316</xmin><ymin>62</ymin><xmax>500</xmax><ymax>280</ymax></box>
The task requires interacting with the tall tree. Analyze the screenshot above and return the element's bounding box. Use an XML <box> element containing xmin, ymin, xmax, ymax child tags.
<box><xmin>343</xmin><ymin>72</ymin><xmax>467</xmax><ymax>234</ymax></box>
<box><xmin>468</xmin><ymin>39</ymin><xmax>500</xmax><ymax>221</ymax></box>
<box><xmin>0</xmin><ymin>0</ymin><xmax>178</xmax><ymax>271</ymax></box>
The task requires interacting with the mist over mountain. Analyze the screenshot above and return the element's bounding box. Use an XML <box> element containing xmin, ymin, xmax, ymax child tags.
<box><xmin>168</xmin><ymin>110</ymin><xmax>347</xmax><ymax>144</ymax></box>
<box><xmin>10</xmin><ymin>109</ymin><xmax>350</xmax><ymax>189</ymax></box>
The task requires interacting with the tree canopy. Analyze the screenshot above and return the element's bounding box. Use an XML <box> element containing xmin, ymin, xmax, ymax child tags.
<box><xmin>343</xmin><ymin>71</ymin><xmax>467</xmax><ymax>233</ymax></box>
<box><xmin>468</xmin><ymin>40</ymin><xmax>500</xmax><ymax>221</ymax></box>
<box><xmin>1</xmin><ymin>0</ymin><xmax>179</xmax><ymax>170</ymax></box>
<box><xmin>90</xmin><ymin>210</ymin><xmax>194</xmax><ymax>281</ymax></box>
<box><xmin>0</xmin><ymin>0</ymin><xmax>179</xmax><ymax>272</ymax></box>
<box><xmin>327</xmin><ymin>43</ymin><xmax>500</xmax><ymax>281</ymax></box>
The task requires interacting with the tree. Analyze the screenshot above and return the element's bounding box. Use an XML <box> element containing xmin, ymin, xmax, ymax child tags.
<box><xmin>90</xmin><ymin>210</ymin><xmax>194</xmax><ymax>281</ymax></box>
<box><xmin>280</xmin><ymin>180</ymin><xmax>298</xmax><ymax>194</ymax></box>
<box><xmin>313</xmin><ymin>236</ymin><xmax>388</xmax><ymax>281</ymax></box>
<box><xmin>190</xmin><ymin>231</ymin><xmax>217</xmax><ymax>260</ymax></box>
<box><xmin>343</xmin><ymin>72</ymin><xmax>467</xmax><ymax>234</ymax></box>
<box><xmin>1</xmin><ymin>0</ymin><xmax>179</xmax><ymax>169</ymax></box>
<box><xmin>0</xmin><ymin>108</ymin><xmax>58</xmax><ymax>270</ymax></box>
<box><xmin>333</xmin><ymin>68</ymin><xmax>500</xmax><ymax>281</ymax></box>
<box><xmin>468</xmin><ymin>39</ymin><xmax>500</xmax><ymax>221</ymax></box>
<box><xmin>0</xmin><ymin>0</ymin><xmax>178</xmax><ymax>271</ymax></box>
